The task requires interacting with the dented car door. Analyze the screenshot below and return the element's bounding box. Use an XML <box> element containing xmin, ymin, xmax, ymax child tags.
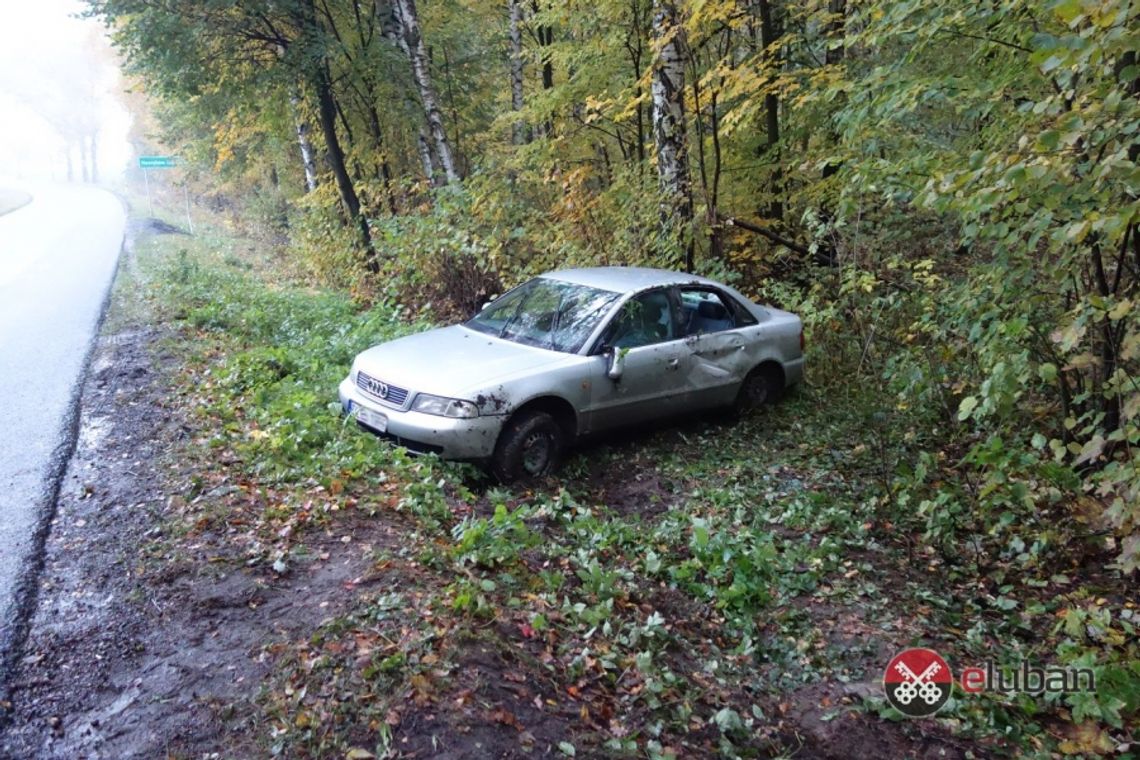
<box><xmin>681</xmin><ymin>329</ymin><xmax>754</xmax><ymax>408</ymax></box>
<box><xmin>675</xmin><ymin>286</ymin><xmax>757</xmax><ymax>408</ymax></box>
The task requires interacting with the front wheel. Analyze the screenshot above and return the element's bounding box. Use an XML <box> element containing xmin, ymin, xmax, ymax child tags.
<box><xmin>491</xmin><ymin>410</ymin><xmax>565</xmax><ymax>483</ymax></box>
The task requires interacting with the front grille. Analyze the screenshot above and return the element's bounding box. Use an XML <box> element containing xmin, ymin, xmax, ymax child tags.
<box><xmin>355</xmin><ymin>370</ymin><xmax>410</xmax><ymax>407</ymax></box>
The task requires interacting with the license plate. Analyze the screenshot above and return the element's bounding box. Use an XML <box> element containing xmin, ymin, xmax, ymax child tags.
<box><xmin>353</xmin><ymin>404</ymin><xmax>388</xmax><ymax>433</ymax></box>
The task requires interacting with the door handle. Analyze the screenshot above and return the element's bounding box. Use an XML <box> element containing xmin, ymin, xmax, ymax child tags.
<box><xmin>667</xmin><ymin>358</ymin><xmax>680</xmax><ymax>370</ymax></box>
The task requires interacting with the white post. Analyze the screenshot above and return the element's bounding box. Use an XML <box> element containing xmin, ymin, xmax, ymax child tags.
<box><xmin>143</xmin><ymin>167</ymin><xmax>152</xmax><ymax>217</ymax></box>
<box><xmin>183</xmin><ymin>183</ymin><xmax>194</xmax><ymax>234</ymax></box>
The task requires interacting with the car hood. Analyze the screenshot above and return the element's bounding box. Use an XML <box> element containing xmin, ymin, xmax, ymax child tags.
<box><xmin>353</xmin><ymin>325</ymin><xmax>574</xmax><ymax>399</ymax></box>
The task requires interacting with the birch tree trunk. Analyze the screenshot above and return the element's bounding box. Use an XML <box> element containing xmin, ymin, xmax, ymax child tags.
<box><xmin>375</xmin><ymin>0</ymin><xmax>443</xmax><ymax>185</ymax></box>
<box><xmin>290</xmin><ymin>92</ymin><xmax>320</xmax><ymax>193</ymax></box>
<box><xmin>417</xmin><ymin>133</ymin><xmax>436</xmax><ymax>184</ymax></box>
<box><xmin>509</xmin><ymin>0</ymin><xmax>527</xmax><ymax>145</ymax></box>
<box><xmin>650</xmin><ymin>0</ymin><xmax>693</xmax><ymax>270</ymax></box>
<box><xmin>392</xmin><ymin>0</ymin><xmax>460</xmax><ymax>183</ymax></box>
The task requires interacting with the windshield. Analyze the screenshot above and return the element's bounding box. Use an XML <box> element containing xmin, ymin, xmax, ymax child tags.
<box><xmin>465</xmin><ymin>278</ymin><xmax>621</xmax><ymax>353</ymax></box>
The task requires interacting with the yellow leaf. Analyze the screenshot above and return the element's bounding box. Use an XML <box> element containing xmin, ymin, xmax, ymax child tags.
<box><xmin>1057</xmin><ymin>722</ymin><xmax>1114</xmax><ymax>755</ymax></box>
<box><xmin>1108</xmin><ymin>298</ymin><xmax>1132</xmax><ymax>321</ymax></box>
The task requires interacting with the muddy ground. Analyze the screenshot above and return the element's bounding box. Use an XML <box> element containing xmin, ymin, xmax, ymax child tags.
<box><xmin>0</xmin><ymin>319</ymin><xmax>954</xmax><ymax>759</ymax></box>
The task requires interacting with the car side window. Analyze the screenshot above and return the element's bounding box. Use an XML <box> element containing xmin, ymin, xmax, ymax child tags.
<box><xmin>604</xmin><ymin>290</ymin><xmax>676</xmax><ymax>350</ymax></box>
<box><xmin>678</xmin><ymin>288</ymin><xmax>737</xmax><ymax>336</ymax></box>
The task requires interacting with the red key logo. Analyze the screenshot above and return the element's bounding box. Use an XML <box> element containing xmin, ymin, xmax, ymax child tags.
<box><xmin>882</xmin><ymin>648</ymin><xmax>952</xmax><ymax>717</ymax></box>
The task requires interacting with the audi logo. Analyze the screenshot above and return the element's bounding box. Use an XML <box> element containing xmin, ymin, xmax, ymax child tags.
<box><xmin>366</xmin><ymin>378</ymin><xmax>389</xmax><ymax>399</ymax></box>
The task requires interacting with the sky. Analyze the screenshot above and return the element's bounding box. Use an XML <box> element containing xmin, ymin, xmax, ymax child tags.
<box><xmin>0</xmin><ymin>0</ymin><xmax>132</xmax><ymax>183</ymax></box>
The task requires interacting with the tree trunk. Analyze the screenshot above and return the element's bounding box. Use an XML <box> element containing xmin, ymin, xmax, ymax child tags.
<box><xmin>509</xmin><ymin>0</ymin><xmax>527</xmax><ymax>145</ymax></box>
<box><xmin>363</xmin><ymin>98</ymin><xmax>399</xmax><ymax>214</ymax></box>
<box><xmin>79</xmin><ymin>137</ymin><xmax>90</xmax><ymax>182</ymax></box>
<box><xmin>650</xmin><ymin>0</ymin><xmax>693</xmax><ymax>271</ymax></box>
<box><xmin>757</xmin><ymin>0</ymin><xmax>782</xmax><ymax>224</ymax></box>
<box><xmin>65</xmin><ymin>143</ymin><xmax>74</xmax><ymax>182</ymax></box>
<box><xmin>441</xmin><ymin>48</ymin><xmax>465</xmax><ymax>175</ymax></box>
<box><xmin>538</xmin><ymin>22</ymin><xmax>553</xmax><ymax>91</ymax></box>
<box><xmin>531</xmin><ymin>1</ymin><xmax>554</xmax><ymax>135</ymax></box>
<box><xmin>375</xmin><ymin>0</ymin><xmax>446</xmax><ymax>185</ymax></box>
<box><xmin>627</xmin><ymin>0</ymin><xmax>648</xmax><ymax>166</ymax></box>
<box><xmin>416</xmin><ymin>132</ymin><xmax>437</xmax><ymax>182</ymax></box>
<box><xmin>825</xmin><ymin>0</ymin><xmax>845</xmax><ymax>66</ymax></box>
<box><xmin>295</xmin><ymin>0</ymin><xmax>375</xmax><ymax>270</ymax></box>
<box><xmin>392</xmin><ymin>0</ymin><xmax>460</xmax><ymax>183</ymax></box>
<box><xmin>309</xmin><ymin>48</ymin><xmax>377</xmax><ymax>270</ymax></box>
<box><xmin>291</xmin><ymin>92</ymin><xmax>320</xmax><ymax>193</ymax></box>
<box><xmin>816</xmin><ymin>0</ymin><xmax>845</xmax><ymax>266</ymax></box>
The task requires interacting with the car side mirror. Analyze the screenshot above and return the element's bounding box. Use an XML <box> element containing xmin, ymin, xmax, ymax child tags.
<box><xmin>604</xmin><ymin>345</ymin><xmax>624</xmax><ymax>381</ymax></box>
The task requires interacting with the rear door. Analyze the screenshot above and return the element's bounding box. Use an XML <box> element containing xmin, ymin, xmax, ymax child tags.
<box><xmin>675</xmin><ymin>287</ymin><xmax>757</xmax><ymax>408</ymax></box>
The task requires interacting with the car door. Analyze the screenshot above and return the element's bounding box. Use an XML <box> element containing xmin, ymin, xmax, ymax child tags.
<box><xmin>675</xmin><ymin>286</ymin><xmax>757</xmax><ymax>408</ymax></box>
<box><xmin>584</xmin><ymin>289</ymin><xmax>691</xmax><ymax>431</ymax></box>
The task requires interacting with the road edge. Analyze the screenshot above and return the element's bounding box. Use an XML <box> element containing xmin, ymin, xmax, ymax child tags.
<box><xmin>0</xmin><ymin>190</ymin><xmax>130</xmax><ymax>729</ymax></box>
<box><xmin>0</xmin><ymin>190</ymin><xmax>32</xmax><ymax>218</ymax></box>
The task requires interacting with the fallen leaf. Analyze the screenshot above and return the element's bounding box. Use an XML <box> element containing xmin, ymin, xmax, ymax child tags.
<box><xmin>489</xmin><ymin>707</ymin><xmax>523</xmax><ymax>729</ymax></box>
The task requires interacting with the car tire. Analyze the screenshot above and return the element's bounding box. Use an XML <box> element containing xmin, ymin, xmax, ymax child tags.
<box><xmin>491</xmin><ymin>410</ymin><xmax>565</xmax><ymax>483</ymax></box>
<box><xmin>733</xmin><ymin>365</ymin><xmax>782</xmax><ymax>416</ymax></box>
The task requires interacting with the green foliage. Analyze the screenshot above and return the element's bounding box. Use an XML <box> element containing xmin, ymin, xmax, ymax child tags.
<box><xmin>153</xmin><ymin>228</ymin><xmax>432</xmax><ymax>485</ymax></box>
<box><xmin>146</xmin><ymin>218</ymin><xmax>1137</xmax><ymax>755</ymax></box>
<box><xmin>104</xmin><ymin>0</ymin><xmax>1140</xmax><ymax>751</ymax></box>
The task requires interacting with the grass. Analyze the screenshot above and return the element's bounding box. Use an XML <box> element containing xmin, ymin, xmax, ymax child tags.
<box><xmin>0</xmin><ymin>188</ymin><xmax>32</xmax><ymax>217</ymax></box>
<box><xmin>117</xmin><ymin>200</ymin><xmax>1139</xmax><ymax>758</ymax></box>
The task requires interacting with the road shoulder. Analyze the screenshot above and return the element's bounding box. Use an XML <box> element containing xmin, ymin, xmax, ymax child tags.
<box><xmin>0</xmin><ymin>188</ymin><xmax>32</xmax><ymax>217</ymax></box>
<box><xmin>0</xmin><ymin>219</ymin><xmax>376</xmax><ymax>757</ymax></box>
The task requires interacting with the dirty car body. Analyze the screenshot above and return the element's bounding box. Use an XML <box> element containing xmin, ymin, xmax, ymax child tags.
<box><xmin>339</xmin><ymin>267</ymin><xmax>804</xmax><ymax>479</ymax></box>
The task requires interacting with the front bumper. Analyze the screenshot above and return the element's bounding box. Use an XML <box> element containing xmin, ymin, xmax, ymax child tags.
<box><xmin>338</xmin><ymin>377</ymin><xmax>504</xmax><ymax>459</ymax></box>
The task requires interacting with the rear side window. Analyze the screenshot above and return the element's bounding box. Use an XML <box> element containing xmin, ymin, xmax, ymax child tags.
<box><xmin>678</xmin><ymin>288</ymin><xmax>740</xmax><ymax>335</ymax></box>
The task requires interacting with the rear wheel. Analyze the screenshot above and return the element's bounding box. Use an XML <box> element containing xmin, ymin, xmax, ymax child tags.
<box><xmin>733</xmin><ymin>365</ymin><xmax>782</xmax><ymax>416</ymax></box>
<box><xmin>491</xmin><ymin>410</ymin><xmax>565</xmax><ymax>483</ymax></box>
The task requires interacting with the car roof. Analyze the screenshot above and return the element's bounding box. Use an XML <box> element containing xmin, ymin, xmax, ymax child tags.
<box><xmin>540</xmin><ymin>266</ymin><xmax>723</xmax><ymax>294</ymax></box>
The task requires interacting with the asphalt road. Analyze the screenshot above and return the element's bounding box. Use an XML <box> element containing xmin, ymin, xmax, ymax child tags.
<box><xmin>0</xmin><ymin>183</ymin><xmax>126</xmax><ymax>687</ymax></box>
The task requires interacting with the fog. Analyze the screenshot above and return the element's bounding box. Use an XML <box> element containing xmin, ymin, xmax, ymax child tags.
<box><xmin>0</xmin><ymin>0</ymin><xmax>131</xmax><ymax>184</ymax></box>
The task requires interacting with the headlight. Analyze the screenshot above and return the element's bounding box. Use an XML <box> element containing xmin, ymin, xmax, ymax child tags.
<box><xmin>412</xmin><ymin>393</ymin><xmax>479</xmax><ymax>418</ymax></box>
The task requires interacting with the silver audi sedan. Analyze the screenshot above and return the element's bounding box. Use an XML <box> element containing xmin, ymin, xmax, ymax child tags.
<box><xmin>339</xmin><ymin>267</ymin><xmax>804</xmax><ymax>480</ymax></box>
